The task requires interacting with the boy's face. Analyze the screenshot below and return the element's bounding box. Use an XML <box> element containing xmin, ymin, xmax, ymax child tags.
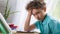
<box><xmin>32</xmin><ymin>8</ymin><xmax>46</xmax><ymax>20</ymax></box>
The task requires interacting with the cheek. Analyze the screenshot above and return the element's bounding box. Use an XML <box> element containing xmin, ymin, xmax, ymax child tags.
<box><xmin>38</xmin><ymin>13</ymin><xmax>42</xmax><ymax>18</ymax></box>
<box><xmin>34</xmin><ymin>14</ymin><xmax>41</xmax><ymax>19</ymax></box>
<box><xmin>34</xmin><ymin>15</ymin><xmax>39</xmax><ymax>19</ymax></box>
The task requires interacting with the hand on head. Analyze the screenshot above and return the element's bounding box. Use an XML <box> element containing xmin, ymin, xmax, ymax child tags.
<box><xmin>27</xmin><ymin>9</ymin><xmax>33</xmax><ymax>15</ymax></box>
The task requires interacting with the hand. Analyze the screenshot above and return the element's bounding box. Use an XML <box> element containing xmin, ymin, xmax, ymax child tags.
<box><xmin>27</xmin><ymin>9</ymin><xmax>32</xmax><ymax>15</ymax></box>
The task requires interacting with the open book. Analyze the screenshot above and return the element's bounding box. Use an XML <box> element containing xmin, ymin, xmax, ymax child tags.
<box><xmin>0</xmin><ymin>13</ymin><xmax>12</xmax><ymax>34</ymax></box>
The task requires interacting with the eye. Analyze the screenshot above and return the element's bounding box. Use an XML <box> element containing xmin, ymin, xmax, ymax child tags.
<box><xmin>33</xmin><ymin>12</ymin><xmax>39</xmax><ymax>16</ymax></box>
<box><xmin>37</xmin><ymin>12</ymin><xmax>40</xmax><ymax>13</ymax></box>
<box><xmin>33</xmin><ymin>14</ymin><xmax>35</xmax><ymax>16</ymax></box>
<box><xmin>36</xmin><ymin>12</ymin><xmax>40</xmax><ymax>14</ymax></box>
<box><xmin>33</xmin><ymin>12</ymin><xmax>40</xmax><ymax>16</ymax></box>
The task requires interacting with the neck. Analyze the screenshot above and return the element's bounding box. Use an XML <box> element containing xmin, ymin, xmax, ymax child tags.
<box><xmin>41</xmin><ymin>13</ymin><xmax>47</xmax><ymax>22</ymax></box>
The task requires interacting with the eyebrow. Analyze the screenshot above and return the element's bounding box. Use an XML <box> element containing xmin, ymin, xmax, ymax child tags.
<box><xmin>33</xmin><ymin>11</ymin><xmax>40</xmax><ymax>15</ymax></box>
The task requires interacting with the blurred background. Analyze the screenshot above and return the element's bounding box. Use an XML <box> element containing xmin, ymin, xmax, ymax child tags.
<box><xmin>0</xmin><ymin>0</ymin><xmax>60</xmax><ymax>32</ymax></box>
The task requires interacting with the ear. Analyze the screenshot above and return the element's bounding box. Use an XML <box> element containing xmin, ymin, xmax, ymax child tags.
<box><xmin>43</xmin><ymin>7</ymin><xmax>46</xmax><ymax>12</ymax></box>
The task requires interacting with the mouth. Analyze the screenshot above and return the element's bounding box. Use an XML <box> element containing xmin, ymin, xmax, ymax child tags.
<box><xmin>37</xmin><ymin>17</ymin><xmax>41</xmax><ymax>20</ymax></box>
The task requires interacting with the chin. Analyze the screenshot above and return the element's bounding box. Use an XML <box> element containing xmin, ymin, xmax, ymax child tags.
<box><xmin>37</xmin><ymin>19</ymin><xmax>41</xmax><ymax>20</ymax></box>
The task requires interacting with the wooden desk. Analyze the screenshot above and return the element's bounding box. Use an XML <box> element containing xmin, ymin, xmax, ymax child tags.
<box><xmin>0</xmin><ymin>31</ymin><xmax>40</xmax><ymax>34</ymax></box>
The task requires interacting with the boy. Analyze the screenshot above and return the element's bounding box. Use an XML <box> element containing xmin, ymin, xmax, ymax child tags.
<box><xmin>24</xmin><ymin>0</ymin><xmax>60</xmax><ymax>34</ymax></box>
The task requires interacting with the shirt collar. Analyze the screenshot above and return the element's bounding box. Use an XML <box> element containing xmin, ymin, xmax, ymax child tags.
<box><xmin>39</xmin><ymin>14</ymin><xmax>50</xmax><ymax>25</ymax></box>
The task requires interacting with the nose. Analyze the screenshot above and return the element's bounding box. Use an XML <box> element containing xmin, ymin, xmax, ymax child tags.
<box><xmin>35</xmin><ymin>15</ymin><xmax>39</xmax><ymax>18</ymax></box>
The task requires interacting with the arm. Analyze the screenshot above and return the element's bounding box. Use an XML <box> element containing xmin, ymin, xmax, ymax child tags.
<box><xmin>24</xmin><ymin>10</ymin><xmax>35</xmax><ymax>31</ymax></box>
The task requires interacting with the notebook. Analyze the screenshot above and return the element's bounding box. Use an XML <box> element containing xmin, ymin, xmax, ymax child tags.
<box><xmin>0</xmin><ymin>13</ymin><xmax>12</xmax><ymax>34</ymax></box>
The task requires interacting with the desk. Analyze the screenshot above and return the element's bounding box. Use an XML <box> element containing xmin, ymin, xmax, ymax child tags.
<box><xmin>0</xmin><ymin>31</ymin><xmax>40</xmax><ymax>34</ymax></box>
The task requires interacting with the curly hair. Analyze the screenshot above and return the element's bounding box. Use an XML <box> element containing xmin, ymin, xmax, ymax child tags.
<box><xmin>26</xmin><ymin>1</ymin><xmax>46</xmax><ymax>10</ymax></box>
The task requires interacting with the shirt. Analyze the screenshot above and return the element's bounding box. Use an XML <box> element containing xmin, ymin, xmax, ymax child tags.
<box><xmin>34</xmin><ymin>14</ymin><xmax>60</xmax><ymax>34</ymax></box>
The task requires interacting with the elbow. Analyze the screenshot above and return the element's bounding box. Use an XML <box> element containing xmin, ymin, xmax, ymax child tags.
<box><xmin>24</xmin><ymin>29</ymin><xmax>28</xmax><ymax>31</ymax></box>
<box><xmin>24</xmin><ymin>27</ymin><xmax>30</xmax><ymax>31</ymax></box>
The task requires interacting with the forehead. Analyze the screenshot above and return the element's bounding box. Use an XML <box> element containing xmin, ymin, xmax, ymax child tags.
<box><xmin>32</xmin><ymin>9</ymin><xmax>41</xmax><ymax>13</ymax></box>
<box><xmin>32</xmin><ymin>9</ymin><xmax>40</xmax><ymax>11</ymax></box>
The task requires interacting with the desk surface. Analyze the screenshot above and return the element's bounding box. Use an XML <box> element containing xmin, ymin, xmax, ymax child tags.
<box><xmin>14</xmin><ymin>31</ymin><xmax>40</xmax><ymax>34</ymax></box>
<box><xmin>0</xmin><ymin>31</ymin><xmax>40</xmax><ymax>34</ymax></box>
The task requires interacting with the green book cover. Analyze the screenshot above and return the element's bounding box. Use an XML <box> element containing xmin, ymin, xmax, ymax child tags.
<box><xmin>0</xmin><ymin>13</ymin><xmax>12</xmax><ymax>34</ymax></box>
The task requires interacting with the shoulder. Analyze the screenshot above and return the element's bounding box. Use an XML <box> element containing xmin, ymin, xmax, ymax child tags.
<box><xmin>48</xmin><ymin>16</ymin><xmax>60</xmax><ymax>28</ymax></box>
<box><xmin>47</xmin><ymin>14</ymin><xmax>60</xmax><ymax>24</ymax></box>
<box><xmin>49</xmin><ymin>17</ymin><xmax>60</xmax><ymax>25</ymax></box>
<box><xmin>48</xmin><ymin>17</ymin><xmax>60</xmax><ymax>33</ymax></box>
<box><xmin>47</xmin><ymin>14</ymin><xmax>60</xmax><ymax>26</ymax></box>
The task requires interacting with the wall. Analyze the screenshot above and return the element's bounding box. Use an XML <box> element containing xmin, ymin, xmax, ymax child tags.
<box><xmin>0</xmin><ymin>0</ymin><xmax>17</xmax><ymax>23</ymax></box>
